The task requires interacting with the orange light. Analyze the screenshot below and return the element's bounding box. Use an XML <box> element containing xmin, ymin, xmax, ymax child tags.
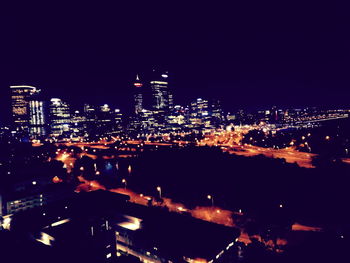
<box><xmin>52</xmin><ymin>176</ymin><xmax>63</xmax><ymax>183</ymax></box>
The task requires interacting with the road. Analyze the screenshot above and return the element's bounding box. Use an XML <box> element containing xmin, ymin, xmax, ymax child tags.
<box><xmin>48</xmin><ymin>133</ymin><xmax>328</xmax><ymax>250</ymax></box>
<box><xmin>198</xmin><ymin>130</ymin><xmax>318</xmax><ymax>168</ymax></box>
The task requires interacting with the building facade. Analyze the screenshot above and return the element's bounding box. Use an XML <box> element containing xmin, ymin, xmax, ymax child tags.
<box><xmin>49</xmin><ymin>98</ymin><xmax>71</xmax><ymax>137</ymax></box>
<box><xmin>10</xmin><ymin>85</ymin><xmax>45</xmax><ymax>137</ymax></box>
<box><xmin>133</xmin><ymin>74</ymin><xmax>143</xmax><ymax>115</ymax></box>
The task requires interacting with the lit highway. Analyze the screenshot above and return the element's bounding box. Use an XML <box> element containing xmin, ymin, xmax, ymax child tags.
<box><xmin>48</xmin><ymin>132</ymin><xmax>330</xmax><ymax>251</ymax></box>
<box><xmin>198</xmin><ymin>130</ymin><xmax>318</xmax><ymax>168</ymax></box>
<box><xmin>74</xmin><ymin>175</ymin><xmax>323</xmax><ymax>249</ymax></box>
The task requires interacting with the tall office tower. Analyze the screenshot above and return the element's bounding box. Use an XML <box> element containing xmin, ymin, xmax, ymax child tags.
<box><xmin>84</xmin><ymin>104</ymin><xmax>97</xmax><ymax>124</ymax></box>
<box><xmin>150</xmin><ymin>70</ymin><xmax>173</xmax><ymax>112</ymax></box>
<box><xmin>49</xmin><ymin>98</ymin><xmax>71</xmax><ymax>137</ymax></box>
<box><xmin>29</xmin><ymin>100</ymin><xmax>46</xmax><ymax>137</ymax></box>
<box><xmin>150</xmin><ymin>70</ymin><xmax>173</xmax><ymax>130</ymax></box>
<box><xmin>112</xmin><ymin>109</ymin><xmax>123</xmax><ymax>135</ymax></box>
<box><xmin>190</xmin><ymin>98</ymin><xmax>210</xmax><ymax>129</ymax></box>
<box><xmin>140</xmin><ymin>109</ymin><xmax>156</xmax><ymax>133</ymax></box>
<box><xmin>96</xmin><ymin>104</ymin><xmax>113</xmax><ymax>137</ymax></box>
<box><xmin>211</xmin><ymin>100</ymin><xmax>224</xmax><ymax>128</ymax></box>
<box><xmin>133</xmin><ymin>74</ymin><xmax>143</xmax><ymax>115</ymax></box>
<box><xmin>71</xmin><ymin>110</ymin><xmax>86</xmax><ymax>137</ymax></box>
<box><xmin>83</xmin><ymin>104</ymin><xmax>97</xmax><ymax>138</ymax></box>
<box><xmin>10</xmin><ymin>85</ymin><xmax>41</xmax><ymax>133</ymax></box>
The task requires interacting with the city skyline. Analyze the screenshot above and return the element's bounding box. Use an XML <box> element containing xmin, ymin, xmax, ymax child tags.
<box><xmin>1</xmin><ymin>2</ymin><xmax>349</xmax><ymax>120</ymax></box>
<box><xmin>2</xmin><ymin>3</ymin><xmax>350</xmax><ymax>263</ymax></box>
<box><xmin>3</xmin><ymin>69</ymin><xmax>350</xmax><ymax>127</ymax></box>
<box><xmin>5</xmin><ymin>75</ymin><xmax>349</xmax><ymax>142</ymax></box>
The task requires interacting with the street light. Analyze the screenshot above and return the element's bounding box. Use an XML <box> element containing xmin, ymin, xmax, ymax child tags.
<box><xmin>122</xmin><ymin>178</ymin><xmax>127</xmax><ymax>189</ymax></box>
<box><xmin>207</xmin><ymin>194</ymin><xmax>214</xmax><ymax>206</ymax></box>
<box><xmin>157</xmin><ymin>186</ymin><xmax>162</xmax><ymax>199</ymax></box>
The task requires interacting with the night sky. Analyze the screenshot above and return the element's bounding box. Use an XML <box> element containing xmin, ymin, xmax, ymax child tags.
<box><xmin>1</xmin><ymin>2</ymin><xmax>349</xmax><ymax>122</ymax></box>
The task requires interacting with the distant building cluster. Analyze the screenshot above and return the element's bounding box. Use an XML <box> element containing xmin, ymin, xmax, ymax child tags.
<box><xmin>5</xmin><ymin>71</ymin><xmax>350</xmax><ymax>142</ymax></box>
<box><xmin>9</xmin><ymin>85</ymin><xmax>124</xmax><ymax>141</ymax></box>
<box><xmin>6</xmin><ymin>70</ymin><xmax>227</xmax><ymax>141</ymax></box>
<box><xmin>127</xmin><ymin>70</ymin><xmax>228</xmax><ymax>135</ymax></box>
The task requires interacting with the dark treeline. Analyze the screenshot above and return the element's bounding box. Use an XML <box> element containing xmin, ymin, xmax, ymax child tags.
<box><xmin>0</xmin><ymin>141</ymin><xmax>68</xmax><ymax>190</ymax></box>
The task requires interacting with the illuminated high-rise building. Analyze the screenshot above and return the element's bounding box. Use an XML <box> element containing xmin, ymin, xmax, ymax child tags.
<box><xmin>190</xmin><ymin>98</ymin><xmax>210</xmax><ymax>128</ymax></box>
<box><xmin>211</xmin><ymin>100</ymin><xmax>224</xmax><ymax>128</ymax></box>
<box><xmin>83</xmin><ymin>104</ymin><xmax>97</xmax><ymax>137</ymax></box>
<box><xmin>71</xmin><ymin>110</ymin><xmax>86</xmax><ymax>137</ymax></box>
<box><xmin>49</xmin><ymin>98</ymin><xmax>71</xmax><ymax>136</ymax></box>
<box><xmin>29</xmin><ymin>100</ymin><xmax>46</xmax><ymax>137</ymax></box>
<box><xmin>10</xmin><ymin>85</ymin><xmax>41</xmax><ymax>133</ymax></box>
<box><xmin>96</xmin><ymin>104</ymin><xmax>113</xmax><ymax>137</ymax></box>
<box><xmin>150</xmin><ymin>70</ymin><xmax>173</xmax><ymax>112</ymax></box>
<box><xmin>140</xmin><ymin>109</ymin><xmax>156</xmax><ymax>132</ymax></box>
<box><xmin>150</xmin><ymin>70</ymin><xmax>173</xmax><ymax>129</ymax></box>
<box><xmin>133</xmin><ymin>74</ymin><xmax>143</xmax><ymax>115</ymax></box>
<box><xmin>112</xmin><ymin>109</ymin><xmax>123</xmax><ymax>134</ymax></box>
<box><xmin>166</xmin><ymin>105</ymin><xmax>188</xmax><ymax>131</ymax></box>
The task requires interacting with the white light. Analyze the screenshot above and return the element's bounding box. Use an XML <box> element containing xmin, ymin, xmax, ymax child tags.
<box><xmin>117</xmin><ymin>215</ymin><xmax>142</xmax><ymax>231</ymax></box>
<box><xmin>51</xmin><ymin>218</ymin><xmax>70</xmax><ymax>227</ymax></box>
<box><xmin>32</xmin><ymin>181</ymin><xmax>37</xmax><ymax>185</ymax></box>
<box><xmin>2</xmin><ymin>216</ymin><xmax>12</xmax><ymax>230</ymax></box>
<box><xmin>36</xmin><ymin>232</ymin><xmax>55</xmax><ymax>246</ymax></box>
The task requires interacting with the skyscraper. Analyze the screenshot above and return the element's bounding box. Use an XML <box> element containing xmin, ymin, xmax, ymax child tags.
<box><xmin>112</xmin><ymin>109</ymin><xmax>123</xmax><ymax>135</ymax></box>
<box><xmin>133</xmin><ymin>74</ymin><xmax>143</xmax><ymax>115</ymax></box>
<box><xmin>29</xmin><ymin>100</ymin><xmax>46</xmax><ymax>137</ymax></box>
<box><xmin>71</xmin><ymin>110</ymin><xmax>86</xmax><ymax>137</ymax></box>
<box><xmin>189</xmin><ymin>98</ymin><xmax>211</xmax><ymax>129</ymax></box>
<box><xmin>150</xmin><ymin>70</ymin><xmax>173</xmax><ymax>112</ymax></box>
<box><xmin>95</xmin><ymin>104</ymin><xmax>113</xmax><ymax>137</ymax></box>
<box><xmin>211</xmin><ymin>100</ymin><xmax>224</xmax><ymax>128</ymax></box>
<box><xmin>49</xmin><ymin>98</ymin><xmax>71</xmax><ymax>137</ymax></box>
<box><xmin>10</xmin><ymin>85</ymin><xmax>42</xmax><ymax>133</ymax></box>
<box><xmin>150</xmin><ymin>70</ymin><xmax>173</xmax><ymax>129</ymax></box>
<box><xmin>166</xmin><ymin>105</ymin><xmax>188</xmax><ymax>131</ymax></box>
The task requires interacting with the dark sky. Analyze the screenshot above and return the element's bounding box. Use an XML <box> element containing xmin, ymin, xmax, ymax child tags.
<box><xmin>1</xmin><ymin>2</ymin><xmax>349</xmax><ymax>122</ymax></box>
